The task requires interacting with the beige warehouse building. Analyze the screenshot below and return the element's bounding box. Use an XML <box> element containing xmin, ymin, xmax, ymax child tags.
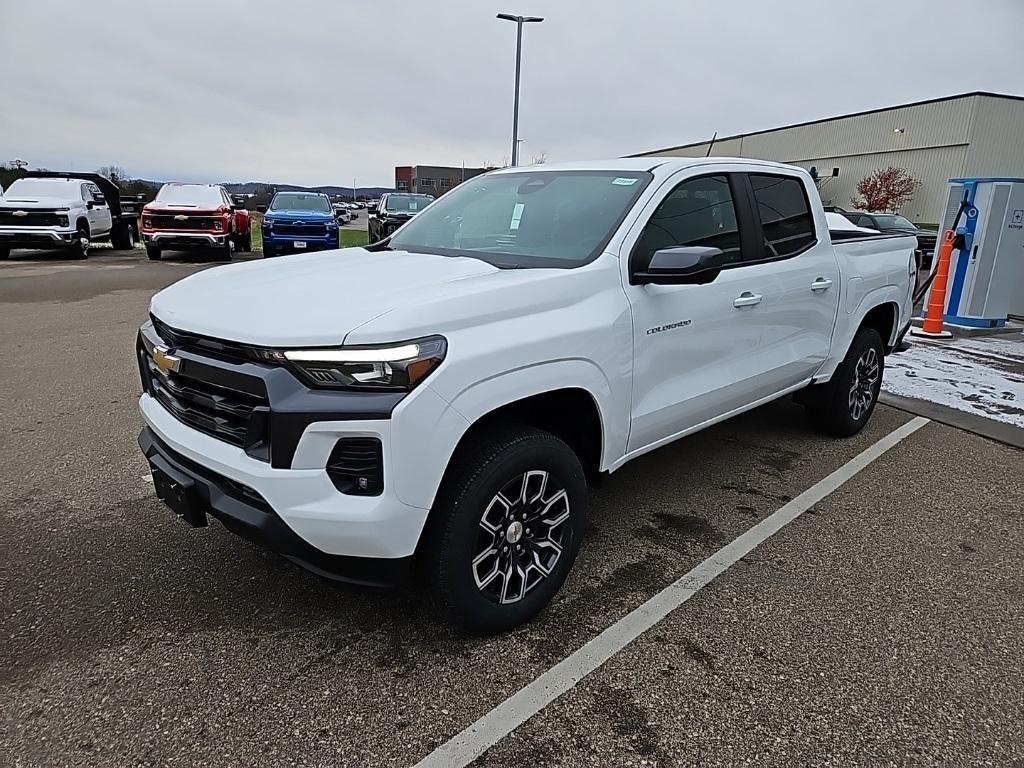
<box><xmin>630</xmin><ymin>91</ymin><xmax>1024</xmax><ymax>225</ymax></box>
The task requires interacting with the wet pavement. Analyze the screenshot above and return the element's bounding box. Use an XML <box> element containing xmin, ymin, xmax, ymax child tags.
<box><xmin>2</xmin><ymin>252</ymin><xmax>1022</xmax><ymax>767</ymax></box>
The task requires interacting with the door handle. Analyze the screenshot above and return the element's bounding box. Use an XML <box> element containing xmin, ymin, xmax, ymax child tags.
<box><xmin>733</xmin><ymin>292</ymin><xmax>762</xmax><ymax>308</ymax></box>
<box><xmin>811</xmin><ymin>278</ymin><xmax>834</xmax><ymax>292</ymax></box>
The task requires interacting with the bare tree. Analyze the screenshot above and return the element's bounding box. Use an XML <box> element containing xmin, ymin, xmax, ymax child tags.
<box><xmin>852</xmin><ymin>166</ymin><xmax>920</xmax><ymax>212</ymax></box>
<box><xmin>530</xmin><ymin>152</ymin><xmax>549</xmax><ymax>165</ymax></box>
<box><xmin>96</xmin><ymin>165</ymin><xmax>127</xmax><ymax>183</ymax></box>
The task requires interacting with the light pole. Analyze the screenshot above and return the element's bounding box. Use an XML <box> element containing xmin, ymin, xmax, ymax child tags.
<box><xmin>497</xmin><ymin>13</ymin><xmax>543</xmax><ymax>167</ymax></box>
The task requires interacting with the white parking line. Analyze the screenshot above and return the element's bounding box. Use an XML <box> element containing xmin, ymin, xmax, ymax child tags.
<box><xmin>415</xmin><ymin>416</ymin><xmax>931</xmax><ymax>768</ymax></box>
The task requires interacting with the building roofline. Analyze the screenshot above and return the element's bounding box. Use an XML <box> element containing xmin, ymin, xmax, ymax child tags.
<box><xmin>627</xmin><ymin>91</ymin><xmax>1024</xmax><ymax>157</ymax></box>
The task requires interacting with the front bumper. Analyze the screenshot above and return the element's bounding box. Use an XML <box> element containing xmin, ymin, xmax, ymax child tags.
<box><xmin>145</xmin><ymin>232</ymin><xmax>229</xmax><ymax>248</ymax></box>
<box><xmin>139</xmin><ymin>425</ymin><xmax>413</xmax><ymax>586</ymax></box>
<box><xmin>0</xmin><ymin>228</ymin><xmax>78</xmax><ymax>247</ymax></box>
<box><xmin>263</xmin><ymin>232</ymin><xmax>339</xmax><ymax>253</ymax></box>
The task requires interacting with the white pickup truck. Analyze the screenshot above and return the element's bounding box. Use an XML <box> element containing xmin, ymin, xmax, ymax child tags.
<box><xmin>136</xmin><ymin>158</ymin><xmax>915</xmax><ymax>633</ymax></box>
<box><xmin>0</xmin><ymin>172</ymin><xmax>141</xmax><ymax>259</ymax></box>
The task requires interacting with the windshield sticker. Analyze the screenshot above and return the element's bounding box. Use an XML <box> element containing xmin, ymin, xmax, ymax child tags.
<box><xmin>510</xmin><ymin>202</ymin><xmax>525</xmax><ymax>230</ymax></box>
<box><xmin>612</xmin><ymin>177</ymin><xmax>638</xmax><ymax>186</ymax></box>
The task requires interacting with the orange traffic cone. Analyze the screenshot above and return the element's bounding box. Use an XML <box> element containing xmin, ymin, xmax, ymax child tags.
<box><xmin>911</xmin><ymin>229</ymin><xmax>956</xmax><ymax>339</ymax></box>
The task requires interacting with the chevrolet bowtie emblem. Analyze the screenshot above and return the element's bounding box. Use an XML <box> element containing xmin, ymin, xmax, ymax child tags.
<box><xmin>153</xmin><ymin>345</ymin><xmax>182</xmax><ymax>374</ymax></box>
<box><xmin>12</xmin><ymin>210</ymin><xmax>28</xmax><ymax>217</ymax></box>
<box><xmin>174</xmin><ymin>214</ymin><xmax>188</xmax><ymax>221</ymax></box>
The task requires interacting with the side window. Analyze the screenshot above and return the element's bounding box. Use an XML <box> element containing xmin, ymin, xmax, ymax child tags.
<box><xmin>633</xmin><ymin>175</ymin><xmax>742</xmax><ymax>270</ymax></box>
<box><xmin>749</xmin><ymin>174</ymin><xmax>816</xmax><ymax>258</ymax></box>
<box><xmin>82</xmin><ymin>183</ymin><xmax>92</xmax><ymax>202</ymax></box>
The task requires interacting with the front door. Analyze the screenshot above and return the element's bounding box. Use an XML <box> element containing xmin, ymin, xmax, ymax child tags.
<box><xmin>621</xmin><ymin>171</ymin><xmax>779</xmax><ymax>453</ymax></box>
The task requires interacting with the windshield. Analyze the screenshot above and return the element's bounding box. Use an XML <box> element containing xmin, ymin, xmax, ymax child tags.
<box><xmin>155</xmin><ymin>184</ymin><xmax>224</xmax><ymax>207</ymax></box>
<box><xmin>386</xmin><ymin>194</ymin><xmax>434</xmax><ymax>212</ymax></box>
<box><xmin>270</xmin><ymin>193</ymin><xmax>331</xmax><ymax>212</ymax></box>
<box><xmin>5</xmin><ymin>178</ymin><xmax>79</xmax><ymax>197</ymax></box>
<box><xmin>872</xmin><ymin>214</ymin><xmax>915</xmax><ymax>229</ymax></box>
<box><xmin>387</xmin><ymin>170</ymin><xmax>653</xmax><ymax>268</ymax></box>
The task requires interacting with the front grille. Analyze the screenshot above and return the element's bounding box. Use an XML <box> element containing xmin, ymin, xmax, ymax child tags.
<box><xmin>141</xmin><ymin>321</ymin><xmax>270</xmax><ymax>454</ymax></box>
<box><xmin>0</xmin><ymin>209</ymin><xmax>62</xmax><ymax>227</ymax></box>
<box><xmin>147</xmin><ymin>214</ymin><xmax>219</xmax><ymax>230</ymax></box>
<box><xmin>327</xmin><ymin>438</ymin><xmax>383</xmax><ymax>495</ymax></box>
<box><xmin>274</xmin><ymin>222</ymin><xmax>328</xmax><ymax>237</ymax></box>
<box><xmin>916</xmin><ymin>235</ymin><xmax>937</xmax><ymax>252</ymax></box>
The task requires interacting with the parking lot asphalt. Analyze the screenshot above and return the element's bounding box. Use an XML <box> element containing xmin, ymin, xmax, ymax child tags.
<box><xmin>2</xmin><ymin>252</ymin><xmax>1022</xmax><ymax>767</ymax></box>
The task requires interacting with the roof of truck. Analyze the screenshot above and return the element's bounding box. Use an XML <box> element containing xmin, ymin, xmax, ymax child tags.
<box><xmin>488</xmin><ymin>157</ymin><xmax>806</xmax><ymax>175</ymax></box>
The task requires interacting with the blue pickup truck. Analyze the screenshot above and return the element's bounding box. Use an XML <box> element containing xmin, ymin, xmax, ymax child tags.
<box><xmin>258</xmin><ymin>191</ymin><xmax>339</xmax><ymax>258</ymax></box>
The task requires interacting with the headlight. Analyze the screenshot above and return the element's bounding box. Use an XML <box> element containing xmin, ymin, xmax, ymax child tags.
<box><xmin>260</xmin><ymin>336</ymin><xmax>447</xmax><ymax>390</ymax></box>
<box><xmin>58</xmin><ymin>215</ymin><xmax>69</xmax><ymax>227</ymax></box>
<box><xmin>143</xmin><ymin>217</ymin><xmax>153</xmax><ymax>228</ymax></box>
<box><xmin>262</xmin><ymin>219</ymin><xmax>273</xmax><ymax>229</ymax></box>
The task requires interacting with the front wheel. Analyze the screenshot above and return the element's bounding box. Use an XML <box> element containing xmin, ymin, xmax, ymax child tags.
<box><xmin>216</xmin><ymin>238</ymin><xmax>233</xmax><ymax>261</ymax></box>
<box><xmin>145</xmin><ymin>244</ymin><xmax>161</xmax><ymax>261</ymax></box>
<box><xmin>236</xmin><ymin>232</ymin><xmax>252</xmax><ymax>253</ymax></box>
<box><xmin>0</xmin><ymin>246</ymin><xmax>9</xmax><ymax>260</ymax></box>
<box><xmin>423</xmin><ymin>426</ymin><xmax>587</xmax><ymax>634</ymax></box>
<box><xmin>69</xmin><ymin>223</ymin><xmax>90</xmax><ymax>259</ymax></box>
<box><xmin>804</xmin><ymin>327</ymin><xmax>884</xmax><ymax>437</ymax></box>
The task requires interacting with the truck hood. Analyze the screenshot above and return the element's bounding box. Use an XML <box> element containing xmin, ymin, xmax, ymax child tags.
<box><xmin>0</xmin><ymin>195</ymin><xmax>78</xmax><ymax>209</ymax></box>
<box><xmin>264</xmin><ymin>209</ymin><xmax>335</xmax><ymax>221</ymax></box>
<box><xmin>150</xmin><ymin>247</ymin><xmax>501</xmax><ymax>346</ymax></box>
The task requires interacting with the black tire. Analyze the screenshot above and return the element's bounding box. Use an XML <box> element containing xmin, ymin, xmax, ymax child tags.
<box><xmin>0</xmin><ymin>246</ymin><xmax>9</xmax><ymax>260</ymax></box>
<box><xmin>263</xmin><ymin>244</ymin><xmax>276</xmax><ymax>258</ymax></box>
<box><xmin>110</xmin><ymin>221</ymin><xmax>136</xmax><ymax>251</ymax></box>
<box><xmin>69</xmin><ymin>222</ymin><xmax>90</xmax><ymax>259</ymax></box>
<box><xmin>423</xmin><ymin>426</ymin><xmax>587</xmax><ymax>634</ymax></box>
<box><xmin>145</xmin><ymin>244</ymin><xmax>161</xmax><ymax>261</ymax></box>
<box><xmin>805</xmin><ymin>327</ymin><xmax>885</xmax><ymax>437</ymax></box>
<box><xmin>216</xmin><ymin>238</ymin><xmax>233</xmax><ymax>261</ymax></box>
<box><xmin>238</xmin><ymin>233</ymin><xmax>252</xmax><ymax>253</ymax></box>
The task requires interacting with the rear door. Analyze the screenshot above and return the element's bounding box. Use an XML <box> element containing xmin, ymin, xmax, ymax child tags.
<box><xmin>743</xmin><ymin>172</ymin><xmax>841</xmax><ymax>387</ymax></box>
<box><xmin>621</xmin><ymin>169</ymin><xmax>784</xmax><ymax>453</ymax></box>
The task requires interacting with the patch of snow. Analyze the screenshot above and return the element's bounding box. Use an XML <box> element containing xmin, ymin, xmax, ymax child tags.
<box><xmin>883</xmin><ymin>336</ymin><xmax>1024</xmax><ymax>428</ymax></box>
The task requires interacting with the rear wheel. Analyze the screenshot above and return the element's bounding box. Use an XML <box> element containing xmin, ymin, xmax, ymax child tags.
<box><xmin>238</xmin><ymin>232</ymin><xmax>252</xmax><ymax>253</ymax></box>
<box><xmin>0</xmin><ymin>246</ymin><xmax>9</xmax><ymax>260</ymax></box>
<box><xmin>423</xmin><ymin>426</ymin><xmax>587</xmax><ymax>634</ymax></box>
<box><xmin>110</xmin><ymin>221</ymin><xmax>137</xmax><ymax>250</ymax></box>
<box><xmin>145</xmin><ymin>244</ymin><xmax>161</xmax><ymax>261</ymax></box>
<box><xmin>804</xmin><ymin>327</ymin><xmax>884</xmax><ymax>437</ymax></box>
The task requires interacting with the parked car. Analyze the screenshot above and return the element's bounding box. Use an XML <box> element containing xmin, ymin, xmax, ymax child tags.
<box><xmin>836</xmin><ymin>210</ymin><xmax>937</xmax><ymax>268</ymax></box>
<box><xmin>142</xmin><ymin>183</ymin><xmax>251</xmax><ymax>261</ymax></box>
<box><xmin>332</xmin><ymin>203</ymin><xmax>352</xmax><ymax>224</ymax></box>
<box><xmin>0</xmin><ymin>171</ymin><xmax>142</xmax><ymax>259</ymax></box>
<box><xmin>135</xmin><ymin>158</ymin><xmax>915</xmax><ymax>633</ymax></box>
<box><xmin>367</xmin><ymin>192</ymin><xmax>434</xmax><ymax>241</ymax></box>
<box><xmin>260</xmin><ymin>191</ymin><xmax>340</xmax><ymax>258</ymax></box>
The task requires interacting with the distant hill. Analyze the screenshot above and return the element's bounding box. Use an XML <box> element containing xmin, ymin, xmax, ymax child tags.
<box><xmin>223</xmin><ymin>182</ymin><xmax>393</xmax><ymax>199</ymax></box>
<box><xmin>128</xmin><ymin>179</ymin><xmax>393</xmax><ymax>205</ymax></box>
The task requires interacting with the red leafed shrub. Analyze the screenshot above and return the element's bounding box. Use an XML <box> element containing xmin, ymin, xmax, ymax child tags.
<box><xmin>852</xmin><ymin>166</ymin><xmax>920</xmax><ymax>211</ymax></box>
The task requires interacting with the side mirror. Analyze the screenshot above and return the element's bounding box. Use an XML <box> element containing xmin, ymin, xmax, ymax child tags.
<box><xmin>256</xmin><ymin>205</ymin><xmax>268</xmax><ymax>214</ymax></box>
<box><xmin>89</xmin><ymin>195</ymin><xmax>106</xmax><ymax>209</ymax></box>
<box><xmin>633</xmin><ymin>246</ymin><xmax>726</xmax><ymax>285</ymax></box>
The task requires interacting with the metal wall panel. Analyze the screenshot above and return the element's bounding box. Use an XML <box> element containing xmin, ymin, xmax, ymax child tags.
<box><xmin>963</xmin><ymin>96</ymin><xmax>1024</xmax><ymax>177</ymax></box>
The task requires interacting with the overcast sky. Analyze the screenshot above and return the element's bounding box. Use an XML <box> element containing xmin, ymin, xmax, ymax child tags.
<box><xmin>2</xmin><ymin>0</ymin><xmax>1022</xmax><ymax>188</ymax></box>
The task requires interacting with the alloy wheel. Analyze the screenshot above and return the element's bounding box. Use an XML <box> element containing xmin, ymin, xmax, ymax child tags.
<box><xmin>848</xmin><ymin>347</ymin><xmax>879</xmax><ymax>421</ymax></box>
<box><xmin>471</xmin><ymin>470</ymin><xmax>571</xmax><ymax>604</ymax></box>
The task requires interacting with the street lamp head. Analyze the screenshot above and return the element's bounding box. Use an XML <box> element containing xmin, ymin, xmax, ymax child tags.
<box><xmin>496</xmin><ymin>13</ymin><xmax>544</xmax><ymax>23</ymax></box>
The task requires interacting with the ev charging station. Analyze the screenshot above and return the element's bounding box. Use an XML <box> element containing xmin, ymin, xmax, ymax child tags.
<box><xmin>934</xmin><ymin>177</ymin><xmax>1024</xmax><ymax>328</ymax></box>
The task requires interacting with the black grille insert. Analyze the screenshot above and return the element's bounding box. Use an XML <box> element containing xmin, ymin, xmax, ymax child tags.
<box><xmin>0</xmin><ymin>209</ymin><xmax>62</xmax><ymax>227</ymax></box>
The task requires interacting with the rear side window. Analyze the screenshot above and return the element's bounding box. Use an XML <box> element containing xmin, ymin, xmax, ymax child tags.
<box><xmin>749</xmin><ymin>174</ymin><xmax>816</xmax><ymax>257</ymax></box>
<box><xmin>633</xmin><ymin>175</ymin><xmax>742</xmax><ymax>270</ymax></box>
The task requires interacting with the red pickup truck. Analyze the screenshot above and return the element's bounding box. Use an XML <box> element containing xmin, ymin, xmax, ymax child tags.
<box><xmin>141</xmin><ymin>183</ymin><xmax>252</xmax><ymax>261</ymax></box>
